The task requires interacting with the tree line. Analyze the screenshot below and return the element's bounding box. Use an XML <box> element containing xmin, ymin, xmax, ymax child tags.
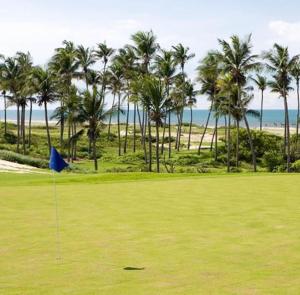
<box><xmin>0</xmin><ymin>31</ymin><xmax>299</xmax><ymax>172</ymax></box>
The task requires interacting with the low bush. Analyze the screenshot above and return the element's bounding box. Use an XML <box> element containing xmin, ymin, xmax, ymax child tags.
<box><xmin>291</xmin><ymin>160</ymin><xmax>300</xmax><ymax>172</ymax></box>
<box><xmin>262</xmin><ymin>151</ymin><xmax>283</xmax><ymax>172</ymax></box>
<box><xmin>175</xmin><ymin>154</ymin><xmax>201</xmax><ymax>166</ymax></box>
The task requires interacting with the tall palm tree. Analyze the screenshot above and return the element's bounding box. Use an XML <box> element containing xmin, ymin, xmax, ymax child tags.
<box><xmin>109</xmin><ymin>61</ymin><xmax>124</xmax><ymax>156</ymax></box>
<box><xmin>32</xmin><ymin>67</ymin><xmax>58</xmax><ymax>155</ymax></box>
<box><xmin>291</xmin><ymin>60</ymin><xmax>300</xmax><ymax>145</ymax></box>
<box><xmin>264</xmin><ymin>44</ymin><xmax>298</xmax><ymax>172</ymax></box>
<box><xmin>75</xmin><ymin>45</ymin><xmax>96</xmax><ymax>89</ymax></box>
<box><xmin>172</xmin><ymin>43</ymin><xmax>195</xmax><ymax>150</ymax></box>
<box><xmin>251</xmin><ymin>75</ymin><xmax>267</xmax><ymax>131</ymax></box>
<box><xmin>50</xmin><ymin>40</ymin><xmax>79</xmax><ymax>150</ymax></box>
<box><xmin>139</xmin><ymin>76</ymin><xmax>167</xmax><ymax>172</ymax></box>
<box><xmin>81</xmin><ymin>88</ymin><xmax>115</xmax><ymax>171</ymax></box>
<box><xmin>197</xmin><ymin>51</ymin><xmax>221</xmax><ymax>155</ymax></box>
<box><xmin>155</xmin><ymin>49</ymin><xmax>176</xmax><ymax>155</ymax></box>
<box><xmin>94</xmin><ymin>42</ymin><xmax>115</xmax><ymax>99</ymax></box>
<box><xmin>217</xmin><ymin>35</ymin><xmax>260</xmax><ymax>168</ymax></box>
<box><xmin>131</xmin><ymin>31</ymin><xmax>157</xmax><ymax>74</ymax></box>
<box><xmin>185</xmin><ymin>81</ymin><xmax>197</xmax><ymax>150</ymax></box>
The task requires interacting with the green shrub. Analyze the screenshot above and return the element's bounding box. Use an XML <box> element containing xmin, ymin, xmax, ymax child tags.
<box><xmin>262</xmin><ymin>151</ymin><xmax>283</xmax><ymax>172</ymax></box>
<box><xmin>291</xmin><ymin>160</ymin><xmax>300</xmax><ymax>172</ymax></box>
<box><xmin>119</xmin><ymin>152</ymin><xmax>145</xmax><ymax>164</ymax></box>
<box><xmin>175</xmin><ymin>154</ymin><xmax>201</xmax><ymax>166</ymax></box>
<box><xmin>0</xmin><ymin>150</ymin><xmax>49</xmax><ymax>168</ymax></box>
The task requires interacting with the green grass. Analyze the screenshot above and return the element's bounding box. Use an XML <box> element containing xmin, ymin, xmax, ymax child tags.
<box><xmin>1</xmin><ymin>173</ymin><xmax>300</xmax><ymax>294</ymax></box>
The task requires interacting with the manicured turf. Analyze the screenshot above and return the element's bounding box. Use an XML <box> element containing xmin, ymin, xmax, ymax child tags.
<box><xmin>1</xmin><ymin>173</ymin><xmax>300</xmax><ymax>294</ymax></box>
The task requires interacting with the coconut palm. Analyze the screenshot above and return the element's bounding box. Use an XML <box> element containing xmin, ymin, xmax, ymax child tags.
<box><xmin>217</xmin><ymin>35</ymin><xmax>260</xmax><ymax>168</ymax></box>
<box><xmin>139</xmin><ymin>76</ymin><xmax>167</xmax><ymax>172</ymax></box>
<box><xmin>291</xmin><ymin>60</ymin><xmax>300</xmax><ymax>144</ymax></box>
<box><xmin>81</xmin><ymin>88</ymin><xmax>115</xmax><ymax>171</ymax></box>
<box><xmin>75</xmin><ymin>45</ymin><xmax>96</xmax><ymax>89</ymax></box>
<box><xmin>32</xmin><ymin>67</ymin><xmax>58</xmax><ymax>154</ymax></box>
<box><xmin>251</xmin><ymin>75</ymin><xmax>267</xmax><ymax>131</ymax></box>
<box><xmin>109</xmin><ymin>61</ymin><xmax>124</xmax><ymax>156</ymax></box>
<box><xmin>197</xmin><ymin>51</ymin><xmax>221</xmax><ymax>155</ymax></box>
<box><xmin>155</xmin><ymin>49</ymin><xmax>177</xmax><ymax>155</ymax></box>
<box><xmin>131</xmin><ymin>31</ymin><xmax>158</xmax><ymax>74</ymax></box>
<box><xmin>50</xmin><ymin>40</ymin><xmax>79</xmax><ymax>149</ymax></box>
<box><xmin>94</xmin><ymin>42</ymin><xmax>115</xmax><ymax>99</ymax></box>
<box><xmin>172</xmin><ymin>43</ymin><xmax>195</xmax><ymax>150</ymax></box>
<box><xmin>185</xmin><ymin>81</ymin><xmax>197</xmax><ymax>150</ymax></box>
<box><xmin>264</xmin><ymin>44</ymin><xmax>298</xmax><ymax>172</ymax></box>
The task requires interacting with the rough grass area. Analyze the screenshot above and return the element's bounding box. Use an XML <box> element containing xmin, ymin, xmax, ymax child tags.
<box><xmin>1</xmin><ymin>173</ymin><xmax>300</xmax><ymax>294</ymax></box>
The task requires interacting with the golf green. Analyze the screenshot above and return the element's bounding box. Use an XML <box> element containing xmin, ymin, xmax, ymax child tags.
<box><xmin>1</xmin><ymin>173</ymin><xmax>300</xmax><ymax>294</ymax></box>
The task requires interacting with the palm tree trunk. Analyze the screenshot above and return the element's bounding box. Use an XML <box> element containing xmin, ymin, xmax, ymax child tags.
<box><xmin>296</xmin><ymin>80</ymin><xmax>299</xmax><ymax>147</ymax></box>
<box><xmin>117</xmin><ymin>92</ymin><xmax>121</xmax><ymax>156</ymax></box>
<box><xmin>28</xmin><ymin>100</ymin><xmax>33</xmax><ymax>148</ymax></box>
<box><xmin>44</xmin><ymin>102</ymin><xmax>51</xmax><ymax>155</ymax></box>
<box><xmin>198</xmin><ymin>104</ymin><xmax>212</xmax><ymax>155</ymax></box>
<box><xmin>244</xmin><ymin>115</ymin><xmax>257</xmax><ymax>172</ymax></box>
<box><xmin>137</xmin><ymin>105</ymin><xmax>148</xmax><ymax>163</ymax></box>
<box><xmin>147</xmin><ymin>109</ymin><xmax>152</xmax><ymax>172</ymax></box>
<box><xmin>155</xmin><ymin>122</ymin><xmax>160</xmax><ymax>173</ymax></box>
<box><xmin>177</xmin><ymin>108</ymin><xmax>184</xmax><ymax>151</ymax></box>
<box><xmin>188</xmin><ymin>106</ymin><xmax>193</xmax><ymax>150</ymax></box>
<box><xmin>227</xmin><ymin>114</ymin><xmax>231</xmax><ymax>173</ymax></box>
<box><xmin>133</xmin><ymin>102</ymin><xmax>136</xmax><ymax>152</ymax></box>
<box><xmin>168</xmin><ymin>109</ymin><xmax>172</xmax><ymax>158</ymax></box>
<box><xmin>17</xmin><ymin>103</ymin><xmax>20</xmax><ymax>153</ymax></box>
<box><xmin>214</xmin><ymin>117</ymin><xmax>218</xmax><ymax>161</ymax></box>
<box><xmin>260</xmin><ymin>90</ymin><xmax>264</xmax><ymax>131</ymax></box>
<box><xmin>224</xmin><ymin>115</ymin><xmax>227</xmax><ymax>148</ymax></box>
<box><xmin>284</xmin><ymin>96</ymin><xmax>291</xmax><ymax>172</ymax></box>
<box><xmin>22</xmin><ymin>104</ymin><xmax>26</xmax><ymax>154</ymax></box>
<box><xmin>175</xmin><ymin>111</ymin><xmax>180</xmax><ymax>150</ymax></box>
<box><xmin>67</xmin><ymin>119</ymin><xmax>71</xmax><ymax>162</ymax></box>
<box><xmin>161</xmin><ymin>109</ymin><xmax>167</xmax><ymax>154</ymax></box>
<box><xmin>4</xmin><ymin>95</ymin><xmax>7</xmax><ymax>134</ymax></box>
<box><xmin>123</xmin><ymin>99</ymin><xmax>129</xmax><ymax>154</ymax></box>
<box><xmin>93</xmin><ymin>133</ymin><xmax>98</xmax><ymax>171</ymax></box>
<box><xmin>236</xmin><ymin>120</ymin><xmax>240</xmax><ymax>168</ymax></box>
<box><xmin>108</xmin><ymin>93</ymin><xmax>116</xmax><ymax>138</ymax></box>
<box><xmin>60</xmin><ymin>101</ymin><xmax>64</xmax><ymax>151</ymax></box>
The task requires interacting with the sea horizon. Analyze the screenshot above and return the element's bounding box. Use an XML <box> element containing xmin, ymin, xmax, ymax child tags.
<box><xmin>0</xmin><ymin>109</ymin><xmax>299</xmax><ymax>128</ymax></box>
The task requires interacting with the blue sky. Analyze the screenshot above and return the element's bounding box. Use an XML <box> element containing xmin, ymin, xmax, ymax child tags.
<box><xmin>1</xmin><ymin>0</ymin><xmax>300</xmax><ymax>109</ymax></box>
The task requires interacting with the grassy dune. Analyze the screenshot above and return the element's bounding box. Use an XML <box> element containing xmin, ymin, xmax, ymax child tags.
<box><xmin>1</xmin><ymin>173</ymin><xmax>300</xmax><ymax>294</ymax></box>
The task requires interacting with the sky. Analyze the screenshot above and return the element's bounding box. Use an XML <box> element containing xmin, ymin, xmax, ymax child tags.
<box><xmin>1</xmin><ymin>0</ymin><xmax>300</xmax><ymax>109</ymax></box>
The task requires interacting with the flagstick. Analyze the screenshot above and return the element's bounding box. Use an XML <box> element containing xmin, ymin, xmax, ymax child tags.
<box><xmin>52</xmin><ymin>170</ymin><xmax>62</xmax><ymax>262</ymax></box>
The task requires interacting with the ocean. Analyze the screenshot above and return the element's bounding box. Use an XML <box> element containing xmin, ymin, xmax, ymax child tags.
<box><xmin>0</xmin><ymin>109</ymin><xmax>298</xmax><ymax>128</ymax></box>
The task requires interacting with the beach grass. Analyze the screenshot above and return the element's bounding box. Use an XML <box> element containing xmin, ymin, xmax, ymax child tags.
<box><xmin>1</xmin><ymin>173</ymin><xmax>300</xmax><ymax>294</ymax></box>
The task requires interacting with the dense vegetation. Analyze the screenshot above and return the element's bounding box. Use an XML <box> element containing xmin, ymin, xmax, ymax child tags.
<box><xmin>1</xmin><ymin>31</ymin><xmax>300</xmax><ymax>173</ymax></box>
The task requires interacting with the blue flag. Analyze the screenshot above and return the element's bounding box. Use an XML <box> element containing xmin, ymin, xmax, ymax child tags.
<box><xmin>49</xmin><ymin>147</ymin><xmax>68</xmax><ymax>172</ymax></box>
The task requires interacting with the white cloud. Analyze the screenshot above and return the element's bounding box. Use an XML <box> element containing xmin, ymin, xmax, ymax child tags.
<box><xmin>269</xmin><ymin>20</ymin><xmax>300</xmax><ymax>42</ymax></box>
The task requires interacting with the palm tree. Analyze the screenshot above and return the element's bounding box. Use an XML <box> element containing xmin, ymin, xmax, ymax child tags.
<box><xmin>50</xmin><ymin>40</ymin><xmax>79</xmax><ymax>150</ymax></box>
<box><xmin>109</xmin><ymin>61</ymin><xmax>124</xmax><ymax>156</ymax></box>
<box><xmin>185</xmin><ymin>81</ymin><xmax>197</xmax><ymax>150</ymax></box>
<box><xmin>75</xmin><ymin>45</ymin><xmax>96</xmax><ymax>89</ymax></box>
<box><xmin>32</xmin><ymin>67</ymin><xmax>58</xmax><ymax>154</ymax></box>
<box><xmin>264</xmin><ymin>44</ymin><xmax>298</xmax><ymax>172</ymax></box>
<box><xmin>197</xmin><ymin>51</ymin><xmax>221</xmax><ymax>155</ymax></box>
<box><xmin>172</xmin><ymin>43</ymin><xmax>195</xmax><ymax>151</ymax></box>
<box><xmin>1</xmin><ymin>90</ymin><xmax>7</xmax><ymax>134</ymax></box>
<box><xmin>217</xmin><ymin>35</ymin><xmax>260</xmax><ymax>168</ymax></box>
<box><xmin>131</xmin><ymin>31</ymin><xmax>157</xmax><ymax>74</ymax></box>
<box><xmin>251</xmin><ymin>75</ymin><xmax>267</xmax><ymax>131</ymax></box>
<box><xmin>155</xmin><ymin>49</ymin><xmax>176</xmax><ymax>155</ymax></box>
<box><xmin>139</xmin><ymin>76</ymin><xmax>167</xmax><ymax>172</ymax></box>
<box><xmin>81</xmin><ymin>88</ymin><xmax>115</xmax><ymax>171</ymax></box>
<box><xmin>94</xmin><ymin>42</ymin><xmax>115</xmax><ymax>99</ymax></box>
<box><xmin>291</xmin><ymin>60</ymin><xmax>300</xmax><ymax>145</ymax></box>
